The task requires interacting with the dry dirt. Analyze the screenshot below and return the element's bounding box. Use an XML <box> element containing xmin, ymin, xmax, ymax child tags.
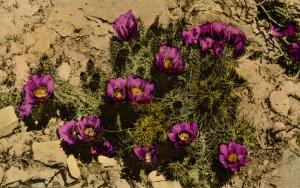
<box><xmin>0</xmin><ymin>0</ymin><xmax>299</xmax><ymax>187</ymax></box>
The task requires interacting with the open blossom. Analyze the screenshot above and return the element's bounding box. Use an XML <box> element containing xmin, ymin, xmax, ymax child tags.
<box><xmin>18</xmin><ymin>102</ymin><xmax>34</xmax><ymax>119</ymax></box>
<box><xmin>219</xmin><ymin>141</ymin><xmax>250</xmax><ymax>172</ymax></box>
<box><xmin>58</xmin><ymin>120</ymin><xmax>78</xmax><ymax>145</ymax></box>
<box><xmin>182</xmin><ymin>26</ymin><xmax>201</xmax><ymax>45</ymax></box>
<box><xmin>77</xmin><ymin>116</ymin><xmax>103</xmax><ymax>141</ymax></box>
<box><xmin>199</xmin><ymin>37</ymin><xmax>214</xmax><ymax>53</ymax></box>
<box><xmin>269</xmin><ymin>25</ymin><xmax>283</xmax><ymax>39</ymax></box>
<box><xmin>113</xmin><ymin>10</ymin><xmax>138</xmax><ymax>40</ymax></box>
<box><xmin>168</xmin><ymin>122</ymin><xmax>199</xmax><ymax>148</ymax></box>
<box><xmin>283</xmin><ymin>22</ymin><xmax>298</xmax><ymax>37</ymax></box>
<box><xmin>133</xmin><ymin>146</ymin><xmax>158</xmax><ymax>163</ymax></box>
<box><xmin>23</xmin><ymin>74</ymin><xmax>55</xmax><ymax>104</ymax></box>
<box><xmin>18</xmin><ymin>74</ymin><xmax>55</xmax><ymax>119</ymax></box>
<box><xmin>288</xmin><ymin>41</ymin><xmax>300</xmax><ymax>61</ymax></box>
<box><xmin>155</xmin><ymin>45</ymin><xmax>185</xmax><ymax>75</ymax></box>
<box><xmin>91</xmin><ymin>139</ymin><xmax>117</xmax><ymax>157</ymax></box>
<box><xmin>107</xmin><ymin>78</ymin><xmax>127</xmax><ymax>101</ymax></box>
<box><xmin>126</xmin><ymin>75</ymin><xmax>154</xmax><ymax>104</ymax></box>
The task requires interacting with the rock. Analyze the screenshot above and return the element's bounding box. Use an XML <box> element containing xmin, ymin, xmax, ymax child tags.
<box><xmin>148</xmin><ymin>171</ymin><xmax>166</xmax><ymax>182</ymax></box>
<box><xmin>274</xmin><ymin>122</ymin><xmax>285</xmax><ymax>131</ymax></box>
<box><xmin>14</xmin><ymin>55</ymin><xmax>29</xmax><ymax>87</ymax></box>
<box><xmin>32</xmin><ymin>141</ymin><xmax>67</xmax><ymax>165</ymax></box>
<box><xmin>31</xmin><ymin>182</ymin><xmax>46</xmax><ymax>187</ymax></box>
<box><xmin>57</xmin><ymin>63</ymin><xmax>71</xmax><ymax>81</ymax></box>
<box><xmin>0</xmin><ymin>106</ymin><xmax>18</xmax><ymax>138</ymax></box>
<box><xmin>269</xmin><ymin>91</ymin><xmax>291</xmax><ymax>116</ymax></box>
<box><xmin>152</xmin><ymin>180</ymin><xmax>182</xmax><ymax>188</ymax></box>
<box><xmin>115</xmin><ymin>179</ymin><xmax>131</xmax><ymax>188</ymax></box>
<box><xmin>47</xmin><ymin>173</ymin><xmax>65</xmax><ymax>187</ymax></box>
<box><xmin>3</xmin><ymin>166</ymin><xmax>58</xmax><ymax>186</ymax></box>
<box><xmin>67</xmin><ymin>155</ymin><xmax>81</xmax><ymax>179</ymax></box>
<box><xmin>0</xmin><ymin>167</ymin><xmax>4</xmax><ymax>185</ymax></box>
<box><xmin>97</xmin><ymin>156</ymin><xmax>118</xmax><ymax>168</ymax></box>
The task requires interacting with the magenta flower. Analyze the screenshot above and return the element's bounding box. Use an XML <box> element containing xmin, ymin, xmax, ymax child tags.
<box><xmin>58</xmin><ymin>120</ymin><xmax>78</xmax><ymax>145</ymax></box>
<box><xmin>199</xmin><ymin>37</ymin><xmax>214</xmax><ymax>53</ymax></box>
<box><xmin>283</xmin><ymin>22</ymin><xmax>298</xmax><ymax>37</ymax></box>
<box><xmin>199</xmin><ymin>22</ymin><xmax>213</xmax><ymax>38</ymax></box>
<box><xmin>133</xmin><ymin>146</ymin><xmax>158</xmax><ymax>163</ymax></box>
<box><xmin>18</xmin><ymin>102</ymin><xmax>34</xmax><ymax>119</ymax></box>
<box><xmin>113</xmin><ymin>10</ymin><xmax>138</xmax><ymax>40</ymax></box>
<box><xmin>23</xmin><ymin>74</ymin><xmax>55</xmax><ymax>104</ymax></box>
<box><xmin>213</xmin><ymin>41</ymin><xmax>226</xmax><ymax>58</ymax></box>
<box><xmin>219</xmin><ymin>141</ymin><xmax>250</xmax><ymax>172</ymax></box>
<box><xmin>106</xmin><ymin>78</ymin><xmax>127</xmax><ymax>102</ymax></box>
<box><xmin>155</xmin><ymin>45</ymin><xmax>185</xmax><ymax>75</ymax></box>
<box><xmin>168</xmin><ymin>122</ymin><xmax>199</xmax><ymax>148</ymax></box>
<box><xmin>211</xmin><ymin>21</ymin><xmax>225</xmax><ymax>38</ymax></box>
<box><xmin>182</xmin><ymin>26</ymin><xmax>201</xmax><ymax>45</ymax></box>
<box><xmin>269</xmin><ymin>25</ymin><xmax>283</xmax><ymax>39</ymax></box>
<box><xmin>91</xmin><ymin>139</ymin><xmax>117</xmax><ymax>157</ymax></box>
<box><xmin>126</xmin><ymin>75</ymin><xmax>154</xmax><ymax>104</ymax></box>
<box><xmin>288</xmin><ymin>42</ymin><xmax>300</xmax><ymax>61</ymax></box>
<box><xmin>77</xmin><ymin>116</ymin><xmax>103</xmax><ymax>141</ymax></box>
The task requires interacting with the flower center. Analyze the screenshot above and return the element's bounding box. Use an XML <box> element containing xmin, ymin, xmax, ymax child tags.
<box><xmin>145</xmin><ymin>152</ymin><xmax>152</xmax><ymax>163</ymax></box>
<box><xmin>131</xmin><ymin>87</ymin><xmax>144</xmax><ymax>96</ymax></box>
<box><xmin>84</xmin><ymin>127</ymin><xmax>95</xmax><ymax>137</ymax></box>
<box><xmin>72</xmin><ymin>127</ymin><xmax>77</xmax><ymax>137</ymax></box>
<box><xmin>113</xmin><ymin>89</ymin><xmax>123</xmax><ymax>100</ymax></box>
<box><xmin>227</xmin><ymin>153</ymin><xmax>238</xmax><ymax>163</ymax></box>
<box><xmin>178</xmin><ymin>132</ymin><xmax>190</xmax><ymax>142</ymax></box>
<box><xmin>33</xmin><ymin>86</ymin><xmax>48</xmax><ymax>99</ymax></box>
<box><xmin>163</xmin><ymin>58</ymin><xmax>172</xmax><ymax>70</ymax></box>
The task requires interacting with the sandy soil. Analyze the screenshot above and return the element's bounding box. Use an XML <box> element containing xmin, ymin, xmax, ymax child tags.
<box><xmin>0</xmin><ymin>0</ymin><xmax>299</xmax><ymax>187</ymax></box>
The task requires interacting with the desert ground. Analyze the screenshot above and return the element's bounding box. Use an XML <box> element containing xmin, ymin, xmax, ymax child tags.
<box><xmin>0</xmin><ymin>0</ymin><xmax>299</xmax><ymax>187</ymax></box>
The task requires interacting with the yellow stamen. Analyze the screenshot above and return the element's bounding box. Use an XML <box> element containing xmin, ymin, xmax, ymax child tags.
<box><xmin>113</xmin><ymin>90</ymin><xmax>123</xmax><ymax>100</ymax></box>
<box><xmin>163</xmin><ymin>58</ymin><xmax>172</xmax><ymax>70</ymax></box>
<box><xmin>131</xmin><ymin>87</ymin><xmax>143</xmax><ymax>95</ymax></box>
<box><xmin>179</xmin><ymin>132</ymin><xmax>190</xmax><ymax>142</ymax></box>
<box><xmin>227</xmin><ymin>153</ymin><xmax>238</xmax><ymax>163</ymax></box>
<box><xmin>145</xmin><ymin>152</ymin><xmax>152</xmax><ymax>163</ymax></box>
<box><xmin>34</xmin><ymin>86</ymin><xmax>47</xmax><ymax>99</ymax></box>
<box><xmin>84</xmin><ymin>127</ymin><xmax>95</xmax><ymax>137</ymax></box>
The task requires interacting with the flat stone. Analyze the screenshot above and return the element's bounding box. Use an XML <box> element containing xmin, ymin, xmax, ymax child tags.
<box><xmin>148</xmin><ymin>171</ymin><xmax>166</xmax><ymax>182</ymax></box>
<box><xmin>0</xmin><ymin>106</ymin><xmax>18</xmax><ymax>138</ymax></box>
<box><xmin>32</xmin><ymin>141</ymin><xmax>67</xmax><ymax>165</ymax></box>
<box><xmin>269</xmin><ymin>91</ymin><xmax>291</xmax><ymax>116</ymax></box>
<box><xmin>67</xmin><ymin>155</ymin><xmax>81</xmax><ymax>179</ymax></box>
<box><xmin>3</xmin><ymin>166</ymin><xmax>58</xmax><ymax>186</ymax></box>
<box><xmin>115</xmin><ymin>179</ymin><xmax>131</xmax><ymax>188</ymax></box>
<box><xmin>57</xmin><ymin>63</ymin><xmax>71</xmax><ymax>81</ymax></box>
<box><xmin>97</xmin><ymin>156</ymin><xmax>118</xmax><ymax>168</ymax></box>
<box><xmin>152</xmin><ymin>180</ymin><xmax>182</xmax><ymax>188</ymax></box>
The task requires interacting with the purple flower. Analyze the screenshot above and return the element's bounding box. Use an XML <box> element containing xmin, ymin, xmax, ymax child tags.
<box><xmin>199</xmin><ymin>22</ymin><xmax>213</xmax><ymax>38</ymax></box>
<box><xmin>288</xmin><ymin>42</ymin><xmax>300</xmax><ymax>61</ymax></box>
<box><xmin>283</xmin><ymin>22</ymin><xmax>298</xmax><ymax>37</ymax></box>
<box><xmin>155</xmin><ymin>45</ymin><xmax>185</xmax><ymax>75</ymax></box>
<box><xmin>133</xmin><ymin>146</ymin><xmax>158</xmax><ymax>163</ymax></box>
<box><xmin>233</xmin><ymin>41</ymin><xmax>245</xmax><ymax>57</ymax></box>
<box><xmin>77</xmin><ymin>116</ymin><xmax>103</xmax><ymax>141</ymax></box>
<box><xmin>113</xmin><ymin>10</ymin><xmax>138</xmax><ymax>40</ymax></box>
<box><xmin>106</xmin><ymin>78</ymin><xmax>127</xmax><ymax>101</ymax></box>
<box><xmin>58</xmin><ymin>120</ymin><xmax>78</xmax><ymax>145</ymax></box>
<box><xmin>168</xmin><ymin>122</ymin><xmax>199</xmax><ymax>148</ymax></box>
<box><xmin>126</xmin><ymin>75</ymin><xmax>154</xmax><ymax>104</ymax></box>
<box><xmin>219</xmin><ymin>141</ymin><xmax>250</xmax><ymax>172</ymax></box>
<box><xmin>213</xmin><ymin>41</ymin><xmax>226</xmax><ymax>58</ymax></box>
<box><xmin>224</xmin><ymin>25</ymin><xmax>243</xmax><ymax>44</ymax></box>
<box><xmin>18</xmin><ymin>102</ymin><xmax>34</xmax><ymax>119</ymax></box>
<box><xmin>23</xmin><ymin>74</ymin><xmax>55</xmax><ymax>104</ymax></box>
<box><xmin>269</xmin><ymin>25</ymin><xmax>283</xmax><ymax>39</ymax></box>
<box><xmin>182</xmin><ymin>26</ymin><xmax>201</xmax><ymax>45</ymax></box>
<box><xmin>211</xmin><ymin>21</ymin><xmax>225</xmax><ymax>37</ymax></box>
<box><xmin>199</xmin><ymin>37</ymin><xmax>214</xmax><ymax>53</ymax></box>
<box><xmin>91</xmin><ymin>139</ymin><xmax>117</xmax><ymax>157</ymax></box>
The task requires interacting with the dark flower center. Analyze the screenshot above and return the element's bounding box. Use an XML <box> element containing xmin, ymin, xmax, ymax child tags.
<box><xmin>178</xmin><ymin>132</ymin><xmax>190</xmax><ymax>142</ymax></box>
<box><xmin>145</xmin><ymin>152</ymin><xmax>152</xmax><ymax>163</ymax></box>
<box><xmin>34</xmin><ymin>86</ymin><xmax>47</xmax><ymax>99</ymax></box>
<box><xmin>163</xmin><ymin>58</ymin><xmax>172</xmax><ymax>70</ymax></box>
<box><xmin>227</xmin><ymin>153</ymin><xmax>238</xmax><ymax>163</ymax></box>
<box><xmin>84</xmin><ymin>127</ymin><xmax>95</xmax><ymax>137</ymax></box>
<box><xmin>113</xmin><ymin>89</ymin><xmax>123</xmax><ymax>100</ymax></box>
<box><xmin>131</xmin><ymin>87</ymin><xmax>144</xmax><ymax>96</ymax></box>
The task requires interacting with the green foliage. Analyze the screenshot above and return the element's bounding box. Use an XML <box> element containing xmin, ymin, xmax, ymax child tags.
<box><xmin>0</xmin><ymin>91</ymin><xmax>22</xmax><ymax>109</ymax></box>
